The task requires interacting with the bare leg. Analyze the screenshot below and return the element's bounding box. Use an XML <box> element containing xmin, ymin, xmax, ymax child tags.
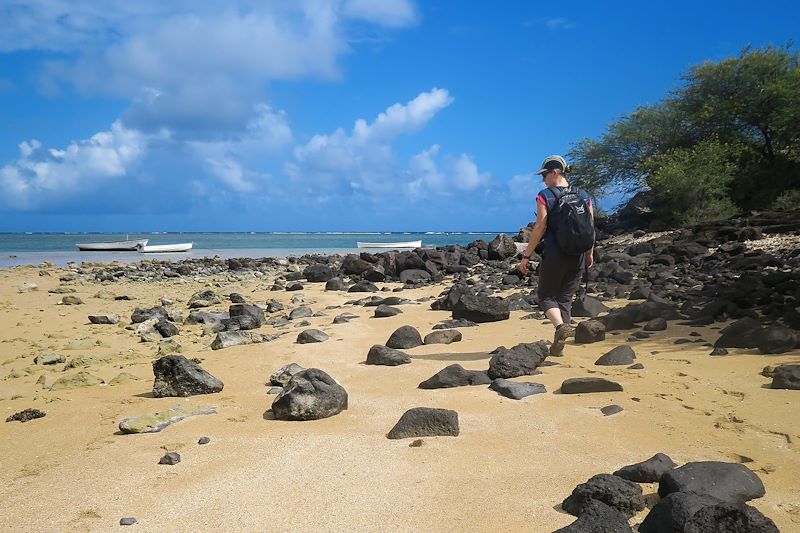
<box><xmin>545</xmin><ymin>308</ymin><xmax>564</xmax><ymax>328</ymax></box>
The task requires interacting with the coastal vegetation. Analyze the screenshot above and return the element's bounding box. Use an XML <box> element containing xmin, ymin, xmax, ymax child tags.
<box><xmin>570</xmin><ymin>44</ymin><xmax>800</xmax><ymax>226</ymax></box>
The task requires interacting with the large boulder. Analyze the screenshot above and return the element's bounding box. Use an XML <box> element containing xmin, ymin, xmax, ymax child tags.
<box><xmin>613</xmin><ymin>453</ymin><xmax>677</xmax><ymax>483</ymax></box>
<box><xmin>325</xmin><ymin>278</ymin><xmax>348</xmax><ymax>291</ymax></box>
<box><xmin>714</xmin><ymin>318</ymin><xmax>763</xmax><ymax>348</ymax></box>
<box><xmin>575</xmin><ymin>320</ymin><xmax>606</xmax><ymax>344</ymax></box>
<box><xmin>487</xmin><ymin>341</ymin><xmax>549</xmax><ymax>379</ymax></box>
<box><xmin>297</xmin><ymin>329</ymin><xmax>329</xmax><ymax>344</ymax></box>
<box><xmin>682</xmin><ymin>501</ymin><xmax>779</xmax><ymax>532</ymax></box>
<box><xmin>386</xmin><ymin>407</ymin><xmax>459</xmax><ymax>439</ymax></box>
<box><xmin>488</xmin><ymin>233</ymin><xmax>517</xmax><ymax>260</ymax></box>
<box><xmin>423</xmin><ymin>330</ymin><xmax>462</xmax><ymax>345</ymax></box>
<box><xmin>418</xmin><ymin>364</ymin><xmax>491</xmax><ymax>389</ymax></box>
<box><xmin>188</xmin><ymin>290</ymin><xmax>221</xmax><ymax>308</ymax></box>
<box><xmin>386</xmin><ymin>325</ymin><xmax>423</xmax><ymax>349</ymax></box>
<box><xmin>210</xmin><ymin>331</ymin><xmax>274</xmax><ymax>350</ymax></box>
<box><xmin>152</xmin><ymin>355</ymin><xmax>224</xmax><ymax>397</ymax></box>
<box><xmin>227</xmin><ymin>303</ymin><xmax>266</xmax><ymax>330</ymax></box>
<box><xmin>399</xmin><ymin>269</ymin><xmax>432</xmax><ymax>284</ymax></box>
<box><xmin>365</xmin><ymin>345</ymin><xmax>411</xmax><ymax>366</ymax></box>
<box><xmin>374</xmin><ymin>304</ymin><xmax>402</xmax><ymax>318</ymax></box>
<box><xmin>658</xmin><ymin>461</ymin><xmax>766</xmax><ymax>504</ymax></box>
<box><xmin>601</xmin><ymin>301</ymin><xmax>681</xmax><ymax>331</ymax></box>
<box><xmin>771</xmin><ymin>364</ymin><xmax>800</xmax><ymax>389</ymax></box>
<box><xmin>554</xmin><ymin>499</ymin><xmax>633</xmax><ymax>533</ymax></box>
<box><xmin>595</xmin><ymin>345</ymin><xmax>636</xmax><ymax>366</ymax></box>
<box><xmin>342</xmin><ymin>254</ymin><xmax>371</xmax><ymax>275</ymax></box>
<box><xmin>561</xmin><ymin>378</ymin><xmax>623</xmax><ymax>394</ymax></box>
<box><xmin>572</xmin><ymin>295</ymin><xmax>610</xmax><ymax>319</ymax></box>
<box><xmin>453</xmin><ymin>293</ymin><xmax>510</xmax><ymax>323</ymax></box>
<box><xmin>303</xmin><ymin>264</ymin><xmax>334</xmax><ymax>282</ymax></box>
<box><xmin>271</xmin><ymin>368</ymin><xmax>348</xmax><ymax>421</ymax></box>
<box><xmin>561</xmin><ymin>473</ymin><xmax>646</xmax><ymax>518</ymax></box>
<box><xmin>131</xmin><ymin>306</ymin><xmax>168</xmax><ymax>323</ymax></box>
<box><xmin>489</xmin><ymin>379</ymin><xmax>546</xmax><ymax>400</ymax></box>
<box><xmin>756</xmin><ymin>326</ymin><xmax>797</xmax><ymax>354</ymax></box>
<box><xmin>639</xmin><ymin>492</ymin><xmax>778</xmax><ymax>533</ymax></box>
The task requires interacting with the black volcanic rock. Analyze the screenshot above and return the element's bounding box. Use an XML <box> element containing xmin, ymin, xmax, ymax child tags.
<box><xmin>452</xmin><ymin>293</ymin><xmax>510</xmax><ymax>323</ymax></box>
<box><xmin>595</xmin><ymin>345</ymin><xmax>636</xmax><ymax>366</ymax></box>
<box><xmin>771</xmin><ymin>364</ymin><xmax>800</xmax><ymax>390</ymax></box>
<box><xmin>423</xmin><ymin>330</ymin><xmax>462</xmax><ymax>345</ymax></box>
<box><xmin>386</xmin><ymin>325</ymin><xmax>423</xmax><ymax>349</ymax></box>
<box><xmin>489</xmin><ymin>379</ymin><xmax>546</xmax><ymax>400</ymax></box>
<box><xmin>553</xmin><ymin>499</ymin><xmax>633</xmax><ymax>533</ymax></box>
<box><xmin>303</xmin><ymin>264</ymin><xmax>334</xmax><ymax>282</ymax></box>
<box><xmin>271</xmin><ymin>368</ymin><xmax>348</xmax><ymax>421</ymax></box>
<box><xmin>387</xmin><ymin>407</ymin><xmax>459</xmax><ymax>439</ymax></box>
<box><xmin>487</xmin><ymin>341</ymin><xmax>549</xmax><ymax>379</ymax></box>
<box><xmin>756</xmin><ymin>326</ymin><xmax>797</xmax><ymax>354</ymax></box>
<box><xmin>572</xmin><ymin>295</ymin><xmax>611</xmax><ymax>318</ymax></box>
<box><xmin>152</xmin><ymin>355</ymin><xmax>223</xmax><ymax>397</ymax></box>
<box><xmin>365</xmin><ymin>344</ymin><xmax>411</xmax><ymax>366</ymax></box>
<box><xmin>613</xmin><ymin>453</ymin><xmax>677</xmax><ymax>483</ymax></box>
<box><xmin>714</xmin><ymin>318</ymin><xmax>763</xmax><ymax>348</ymax></box>
<box><xmin>658</xmin><ymin>461</ymin><xmax>766</xmax><ymax>504</ymax></box>
<box><xmin>488</xmin><ymin>233</ymin><xmax>517</xmax><ymax>260</ymax></box>
<box><xmin>575</xmin><ymin>319</ymin><xmax>606</xmax><ymax>344</ymax></box>
<box><xmin>561</xmin><ymin>378</ymin><xmax>623</xmax><ymax>394</ymax></box>
<box><xmin>418</xmin><ymin>364</ymin><xmax>490</xmax><ymax>389</ymax></box>
<box><xmin>562</xmin><ymin>473</ymin><xmax>646</xmax><ymax>518</ymax></box>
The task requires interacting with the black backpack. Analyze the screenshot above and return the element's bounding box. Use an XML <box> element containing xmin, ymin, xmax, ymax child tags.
<box><xmin>546</xmin><ymin>186</ymin><xmax>595</xmax><ymax>256</ymax></box>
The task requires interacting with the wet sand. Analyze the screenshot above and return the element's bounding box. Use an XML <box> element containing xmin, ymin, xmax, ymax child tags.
<box><xmin>0</xmin><ymin>265</ymin><xmax>798</xmax><ymax>532</ymax></box>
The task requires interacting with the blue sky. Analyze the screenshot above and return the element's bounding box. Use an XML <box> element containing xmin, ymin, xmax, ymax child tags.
<box><xmin>0</xmin><ymin>0</ymin><xmax>798</xmax><ymax>232</ymax></box>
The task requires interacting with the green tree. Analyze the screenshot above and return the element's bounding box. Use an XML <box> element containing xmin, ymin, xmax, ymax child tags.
<box><xmin>569</xmin><ymin>44</ymin><xmax>800</xmax><ymax>221</ymax></box>
<box><xmin>647</xmin><ymin>138</ymin><xmax>738</xmax><ymax>226</ymax></box>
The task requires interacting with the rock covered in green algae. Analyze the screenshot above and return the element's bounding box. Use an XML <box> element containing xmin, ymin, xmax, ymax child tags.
<box><xmin>118</xmin><ymin>405</ymin><xmax>216</xmax><ymax>434</ymax></box>
<box><xmin>49</xmin><ymin>371</ymin><xmax>104</xmax><ymax>391</ymax></box>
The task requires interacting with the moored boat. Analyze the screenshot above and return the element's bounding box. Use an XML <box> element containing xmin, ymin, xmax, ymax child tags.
<box><xmin>76</xmin><ymin>238</ymin><xmax>148</xmax><ymax>251</ymax></box>
<box><xmin>137</xmin><ymin>242</ymin><xmax>193</xmax><ymax>253</ymax></box>
<box><xmin>356</xmin><ymin>240</ymin><xmax>422</xmax><ymax>249</ymax></box>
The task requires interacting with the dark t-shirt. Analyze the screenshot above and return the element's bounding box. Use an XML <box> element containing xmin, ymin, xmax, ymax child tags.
<box><xmin>536</xmin><ymin>186</ymin><xmax>593</xmax><ymax>250</ymax></box>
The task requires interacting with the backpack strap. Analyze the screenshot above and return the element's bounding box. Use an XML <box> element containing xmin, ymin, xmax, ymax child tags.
<box><xmin>544</xmin><ymin>186</ymin><xmax>566</xmax><ymax>212</ymax></box>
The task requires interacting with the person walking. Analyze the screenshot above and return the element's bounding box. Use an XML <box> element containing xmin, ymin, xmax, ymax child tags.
<box><xmin>518</xmin><ymin>155</ymin><xmax>595</xmax><ymax>356</ymax></box>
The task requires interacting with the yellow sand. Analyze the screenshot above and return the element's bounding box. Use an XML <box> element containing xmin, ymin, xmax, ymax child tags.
<box><xmin>0</xmin><ymin>265</ymin><xmax>798</xmax><ymax>532</ymax></box>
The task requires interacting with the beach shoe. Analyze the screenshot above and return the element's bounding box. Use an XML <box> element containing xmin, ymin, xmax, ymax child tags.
<box><xmin>549</xmin><ymin>324</ymin><xmax>574</xmax><ymax>357</ymax></box>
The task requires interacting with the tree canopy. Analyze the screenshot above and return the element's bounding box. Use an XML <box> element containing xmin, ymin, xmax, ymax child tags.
<box><xmin>568</xmin><ymin>44</ymin><xmax>800</xmax><ymax>225</ymax></box>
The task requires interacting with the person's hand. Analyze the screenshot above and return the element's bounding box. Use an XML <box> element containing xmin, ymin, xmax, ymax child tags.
<box><xmin>586</xmin><ymin>251</ymin><xmax>594</xmax><ymax>268</ymax></box>
<box><xmin>518</xmin><ymin>257</ymin><xmax>529</xmax><ymax>275</ymax></box>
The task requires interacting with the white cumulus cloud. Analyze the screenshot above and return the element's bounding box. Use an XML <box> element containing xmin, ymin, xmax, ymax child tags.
<box><xmin>292</xmin><ymin>88</ymin><xmax>453</xmax><ymax>194</ymax></box>
<box><xmin>0</xmin><ymin>122</ymin><xmax>150</xmax><ymax>209</ymax></box>
<box><xmin>408</xmin><ymin>144</ymin><xmax>490</xmax><ymax>196</ymax></box>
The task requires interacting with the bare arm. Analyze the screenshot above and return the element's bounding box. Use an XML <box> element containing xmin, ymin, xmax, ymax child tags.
<box><xmin>586</xmin><ymin>202</ymin><xmax>595</xmax><ymax>267</ymax></box>
<box><xmin>518</xmin><ymin>202</ymin><xmax>548</xmax><ymax>275</ymax></box>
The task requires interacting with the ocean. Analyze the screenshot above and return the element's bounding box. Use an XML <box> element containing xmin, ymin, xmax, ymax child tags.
<box><xmin>0</xmin><ymin>232</ymin><xmax>512</xmax><ymax>268</ymax></box>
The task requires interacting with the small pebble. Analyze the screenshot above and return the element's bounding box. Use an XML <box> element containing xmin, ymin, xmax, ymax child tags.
<box><xmin>159</xmin><ymin>452</ymin><xmax>181</xmax><ymax>465</ymax></box>
<box><xmin>120</xmin><ymin>517</ymin><xmax>137</xmax><ymax>526</ymax></box>
<box><xmin>198</xmin><ymin>437</ymin><xmax>210</xmax><ymax>445</ymax></box>
<box><xmin>409</xmin><ymin>439</ymin><xmax>424</xmax><ymax>448</ymax></box>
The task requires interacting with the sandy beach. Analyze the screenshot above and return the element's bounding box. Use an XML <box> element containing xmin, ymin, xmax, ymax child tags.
<box><xmin>0</xmin><ymin>263</ymin><xmax>798</xmax><ymax>532</ymax></box>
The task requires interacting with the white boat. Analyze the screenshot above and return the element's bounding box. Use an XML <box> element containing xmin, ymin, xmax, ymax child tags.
<box><xmin>137</xmin><ymin>242</ymin><xmax>193</xmax><ymax>253</ymax></box>
<box><xmin>76</xmin><ymin>238</ymin><xmax>148</xmax><ymax>251</ymax></box>
<box><xmin>356</xmin><ymin>240</ymin><xmax>422</xmax><ymax>249</ymax></box>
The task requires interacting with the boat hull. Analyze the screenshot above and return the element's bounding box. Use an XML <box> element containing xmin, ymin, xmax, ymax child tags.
<box><xmin>356</xmin><ymin>240</ymin><xmax>422</xmax><ymax>249</ymax></box>
<box><xmin>76</xmin><ymin>239</ymin><xmax>148</xmax><ymax>251</ymax></box>
<box><xmin>138</xmin><ymin>243</ymin><xmax>193</xmax><ymax>253</ymax></box>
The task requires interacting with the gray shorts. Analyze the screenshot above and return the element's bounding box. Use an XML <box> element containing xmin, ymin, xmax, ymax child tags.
<box><xmin>537</xmin><ymin>247</ymin><xmax>585</xmax><ymax>323</ymax></box>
